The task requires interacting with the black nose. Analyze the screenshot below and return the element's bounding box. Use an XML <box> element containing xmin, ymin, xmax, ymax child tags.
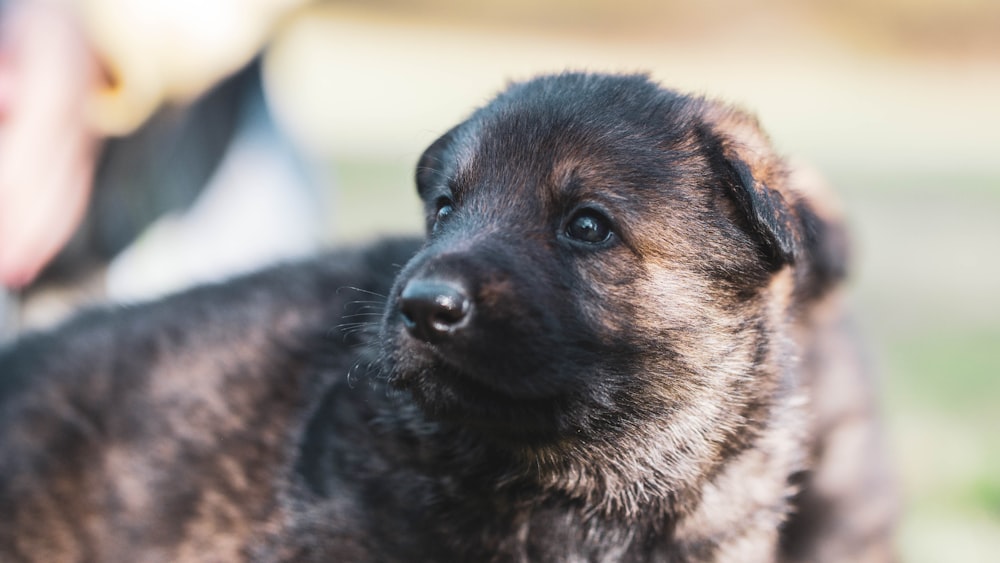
<box><xmin>398</xmin><ymin>279</ymin><xmax>472</xmax><ymax>342</ymax></box>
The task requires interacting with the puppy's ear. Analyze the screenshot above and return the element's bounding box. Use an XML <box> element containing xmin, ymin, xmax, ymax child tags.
<box><xmin>785</xmin><ymin>165</ymin><xmax>852</xmax><ymax>300</ymax></box>
<box><xmin>415</xmin><ymin>126</ymin><xmax>459</xmax><ymax>198</ymax></box>
<box><xmin>722</xmin><ymin>152</ymin><xmax>798</xmax><ymax>268</ymax></box>
<box><xmin>702</xmin><ymin>103</ymin><xmax>849</xmax><ymax>298</ymax></box>
<box><xmin>700</xmin><ymin>106</ymin><xmax>798</xmax><ymax>269</ymax></box>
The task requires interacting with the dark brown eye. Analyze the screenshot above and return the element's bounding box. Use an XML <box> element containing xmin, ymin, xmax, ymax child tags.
<box><xmin>566</xmin><ymin>209</ymin><xmax>612</xmax><ymax>244</ymax></box>
<box><xmin>432</xmin><ymin>197</ymin><xmax>454</xmax><ymax>232</ymax></box>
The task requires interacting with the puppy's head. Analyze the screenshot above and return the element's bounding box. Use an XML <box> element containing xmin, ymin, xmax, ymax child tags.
<box><xmin>379</xmin><ymin>73</ymin><xmax>846</xmax><ymax>462</ymax></box>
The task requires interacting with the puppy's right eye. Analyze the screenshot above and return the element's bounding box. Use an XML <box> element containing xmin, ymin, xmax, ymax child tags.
<box><xmin>565</xmin><ymin>209</ymin><xmax>613</xmax><ymax>244</ymax></box>
<box><xmin>432</xmin><ymin>197</ymin><xmax>454</xmax><ymax>233</ymax></box>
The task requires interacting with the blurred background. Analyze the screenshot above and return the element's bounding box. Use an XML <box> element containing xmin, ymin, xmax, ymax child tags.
<box><xmin>2</xmin><ymin>0</ymin><xmax>998</xmax><ymax>561</ymax></box>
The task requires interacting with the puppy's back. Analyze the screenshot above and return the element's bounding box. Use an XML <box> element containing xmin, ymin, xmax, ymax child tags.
<box><xmin>0</xmin><ymin>238</ymin><xmax>419</xmax><ymax>562</ymax></box>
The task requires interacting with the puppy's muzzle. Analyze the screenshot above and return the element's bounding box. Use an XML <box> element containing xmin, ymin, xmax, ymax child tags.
<box><xmin>399</xmin><ymin>279</ymin><xmax>472</xmax><ymax>343</ymax></box>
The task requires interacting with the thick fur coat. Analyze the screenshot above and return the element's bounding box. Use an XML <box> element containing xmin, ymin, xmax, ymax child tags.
<box><xmin>0</xmin><ymin>73</ymin><xmax>895</xmax><ymax>562</ymax></box>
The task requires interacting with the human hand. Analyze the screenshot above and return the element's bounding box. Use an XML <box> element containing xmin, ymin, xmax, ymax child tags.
<box><xmin>0</xmin><ymin>1</ymin><xmax>100</xmax><ymax>288</ymax></box>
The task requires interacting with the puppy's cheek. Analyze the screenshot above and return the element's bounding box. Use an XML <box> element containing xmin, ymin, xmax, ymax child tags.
<box><xmin>568</xmin><ymin>256</ymin><xmax>645</xmax><ymax>338</ymax></box>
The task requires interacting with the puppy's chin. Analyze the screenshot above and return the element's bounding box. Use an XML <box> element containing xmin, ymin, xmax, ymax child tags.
<box><xmin>380</xmin><ymin>327</ymin><xmax>576</xmax><ymax>446</ymax></box>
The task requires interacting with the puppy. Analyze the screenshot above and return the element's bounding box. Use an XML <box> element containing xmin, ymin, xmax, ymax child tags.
<box><xmin>0</xmin><ymin>73</ymin><xmax>895</xmax><ymax>562</ymax></box>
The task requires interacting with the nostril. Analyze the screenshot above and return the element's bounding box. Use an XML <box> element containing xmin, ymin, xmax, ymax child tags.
<box><xmin>398</xmin><ymin>279</ymin><xmax>471</xmax><ymax>342</ymax></box>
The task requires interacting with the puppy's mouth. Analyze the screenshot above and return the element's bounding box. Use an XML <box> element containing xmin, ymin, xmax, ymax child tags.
<box><xmin>383</xmin><ymin>314</ymin><xmax>548</xmax><ymax>395</ymax></box>
<box><xmin>379</xmin><ymin>317</ymin><xmax>576</xmax><ymax>442</ymax></box>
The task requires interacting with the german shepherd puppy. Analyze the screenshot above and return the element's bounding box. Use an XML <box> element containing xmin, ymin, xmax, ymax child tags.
<box><xmin>0</xmin><ymin>73</ymin><xmax>895</xmax><ymax>562</ymax></box>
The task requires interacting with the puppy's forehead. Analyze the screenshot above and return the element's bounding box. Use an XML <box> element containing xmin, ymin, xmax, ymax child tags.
<box><xmin>449</xmin><ymin>77</ymin><xmax>700</xmax><ymax>203</ymax></box>
<box><xmin>446</xmin><ymin>122</ymin><xmax>485</xmax><ymax>183</ymax></box>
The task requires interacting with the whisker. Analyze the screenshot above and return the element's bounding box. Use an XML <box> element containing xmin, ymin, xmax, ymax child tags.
<box><xmin>336</xmin><ymin>321</ymin><xmax>378</xmax><ymax>330</ymax></box>
<box><xmin>336</xmin><ymin>320</ymin><xmax>376</xmax><ymax>331</ymax></box>
<box><xmin>343</xmin><ymin>305</ymin><xmax>386</xmax><ymax>314</ymax></box>
<box><xmin>346</xmin><ymin>359</ymin><xmax>365</xmax><ymax>388</ymax></box>
<box><xmin>337</xmin><ymin>286</ymin><xmax>388</xmax><ymax>299</ymax></box>
<box><xmin>336</xmin><ymin>322</ymin><xmax>371</xmax><ymax>331</ymax></box>
<box><xmin>340</xmin><ymin>313</ymin><xmax>385</xmax><ymax>320</ymax></box>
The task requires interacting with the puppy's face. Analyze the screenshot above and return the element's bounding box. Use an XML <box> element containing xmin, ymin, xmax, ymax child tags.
<box><xmin>380</xmin><ymin>74</ymin><xmax>837</xmax><ymax>456</ymax></box>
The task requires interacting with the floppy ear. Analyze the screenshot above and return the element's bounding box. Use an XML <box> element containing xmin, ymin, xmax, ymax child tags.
<box><xmin>722</xmin><ymin>153</ymin><xmax>798</xmax><ymax>268</ymax></box>
<box><xmin>699</xmin><ymin>106</ymin><xmax>799</xmax><ymax>270</ymax></box>
<box><xmin>702</xmin><ymin>103</ymin><xmax>849</xmax><ymax>298</ymax></box>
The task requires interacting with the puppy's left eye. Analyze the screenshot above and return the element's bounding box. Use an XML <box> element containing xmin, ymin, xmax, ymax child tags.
<box><xmin>565</xmin><ymin>209</ymin><xmax>613</xmax><ymax>244</ymax></box>
<box><xmin>432</xmin><ymin>197</ymin><xmax>454</xmax><ymax>233</ymax></box>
